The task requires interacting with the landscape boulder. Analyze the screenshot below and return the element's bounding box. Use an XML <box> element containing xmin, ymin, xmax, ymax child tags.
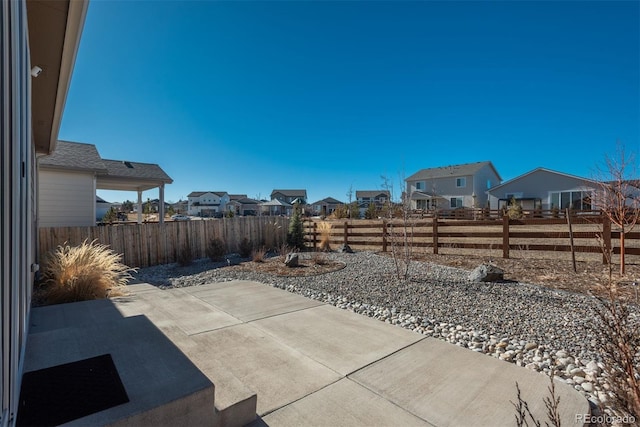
<box><xmin>469</xmin><ymin>263</ymin><xmax>504</xmax><ymax>282</ymax></box>
<box><xmin>284</xmin><ymin>252</ymin><xmax>299</xmax><ymax>267</ymax></box>
<box><xmin>337</xmin><ymin>244</ymin><xmax>354</xmax><ymax>253</ymax></box>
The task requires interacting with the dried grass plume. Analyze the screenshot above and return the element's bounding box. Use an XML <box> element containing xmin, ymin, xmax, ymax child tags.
<box><xmin>41</xmin><ymin>239</ymin><xmax>135</xmax><ymax>305</ymax></box>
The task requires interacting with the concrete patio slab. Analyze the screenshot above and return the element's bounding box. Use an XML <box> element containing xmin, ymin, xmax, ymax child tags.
<box><xmin>252</xmin><ymin>304</ymin><xmax>425</xmax><ymax>375</ymax></box>
<box><xmin>29</xmin><ymin>299</ymin><xmax>126</xmax><ymax>334</ymax></box>
<box><xmin>257</xmin><ymin>378</ymin><xmax>434</xmax><ymax>427</ymax></box>
<box><xmin>188</xmin><ymin>323</ymin><xmax>342</xmax><ymax>415</ymax></box>
<box><xmin>350</xmin><ymin>338</ymin><xmax>591</xmax><ymax>427</ymax></box>
<box><xmin>116</xmin><ymin>287</ymin><xmax>242</xmax><ymax>335</ymax></box>
<box><xmin>183</xmin><ymin>280</ymin><xmax>323</xmax><ymax>322</ymax></box>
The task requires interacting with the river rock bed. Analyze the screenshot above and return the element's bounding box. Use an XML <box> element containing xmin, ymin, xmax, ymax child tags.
<box><xmin>133</xmin><ymin>250</ymin><xmax>636</xmax><ymax>411</ymax></box>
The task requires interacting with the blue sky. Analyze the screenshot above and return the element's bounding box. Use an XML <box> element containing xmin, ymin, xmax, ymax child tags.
<box><xmin>59</xmin><ymin>0</ymin><xmax>639</xmax><ymax>204</ymax></box>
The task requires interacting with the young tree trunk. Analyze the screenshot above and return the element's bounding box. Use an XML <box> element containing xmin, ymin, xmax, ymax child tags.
<box><xmin>620</xmin><ymin>231</ymin><xmax>626</xmax><ymax>275</ymax></box>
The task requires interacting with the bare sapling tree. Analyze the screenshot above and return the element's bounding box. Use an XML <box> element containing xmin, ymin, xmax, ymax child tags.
<box><xmin>592</xmin><ymin>143</ymin><xmax>640</xmax><ymax>275</ymax></box>
<box><xmin>511</xmin><ymin>372</ymin><xmax>562</xmax><ymax>427</ymax></box>
<box><xmin>381</xmin><ymin>174</ymin><xmax>414</xmax><ymax>281</ymax></box>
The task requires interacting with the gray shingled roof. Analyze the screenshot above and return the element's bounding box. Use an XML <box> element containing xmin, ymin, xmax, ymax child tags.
<box><xmin>39</xmin><ymin>140</ymin><xmax>107</xmax><ymax>173</ymax></box>
<box><xmin>101</xmin><ymin>159</ymin><xmax>173</xmax><ymax>183</ymax></box>
<box><xmin>187</xmin><ymin>191</ymin><xmax>228</xmax><ymax>197</ymax></box>
<box><xmin>311</xmin><ymin>197</ymin><xmax>343</xmax><ymax>205</ymax></box>
<box><xmin>406</xmin><ymin>161</ymin><xmax>501</xmax><ymax>181</ymax></box>
<box><xmin>356</xmin><ymin>190</ymin><xmax>391</xmax><ymax>199</ymax></box>
<box><xmin>271</xmin><ymin>189</ymin><xmax>307</xmax><ymax>198</ymax></box>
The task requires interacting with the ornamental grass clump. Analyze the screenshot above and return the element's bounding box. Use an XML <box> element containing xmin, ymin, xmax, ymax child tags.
<box><xmin>318</xmin><ymin>221</ymin><xmax>332</xmax><ymax>251</ymax></box>
<box><xmin>41</xmin><ymin>240</ymin><xmax>134</xmax><ymax>305</ymax></box>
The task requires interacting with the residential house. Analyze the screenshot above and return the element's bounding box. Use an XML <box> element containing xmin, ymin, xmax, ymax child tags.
<box><xmin>38</xmin><ymin>141</ymin><xmax>108</xmax><ymax>226</ymax></box>
<box><xmin>38</xmin><ymin>141</ymin><xmax>173</xmax><ymax>226</ymax></box>
<box><xmin>187</xmin><ymin>191</ymin><xmax>230</xmax><ymax>217</ymax></box>
<box><xmin>406</xmin><ymin>161</ymin><xmax>502</xmax><ymax>211</ymax></box>
<box><xmin>228</xmin><ymin>195</ymin><xmax>261</xmax><ymax>216</ymax></box>
<box><xmin>310</xmin><ymin>197</ymin><xmax>344</xmax><ymax>217</ymax></box>
<box><xmin>486</xmin><ymin>167</ymin><xmax>598</xmax><ymax>212</ymax></box>
<box><xmin>261</xmin><ymin>198</ymin><xmax>292</xmax><ymax>216</ymax></box>
<box><xmin>171</xmin><ymin>200</ymin><xmax>189</xmax><ymax>214</ymax></box>
<box><xmin>356</xmin><ymin>190</ymin><xmax>391</xmax><ymax>217</ymax></box>
<box><xmin>96</xmin><ymin>196</ymin><xmax>112</xmax><ymax>221</ymax></box>
<box><xmin>270</xmin><ymin>189</ymin><xmax>308</xmax><ymax>205</ymax></box>
<box><xmin>2</xmin><ymin>0</ymin><xmax>88</xmax><ymax>420</ymax></box>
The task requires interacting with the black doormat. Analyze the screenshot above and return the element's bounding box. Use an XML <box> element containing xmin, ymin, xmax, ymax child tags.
<box><xmin>16</xmin><ymin>354</ymin><xmax>129</xmax><ymax>426</ymax></box>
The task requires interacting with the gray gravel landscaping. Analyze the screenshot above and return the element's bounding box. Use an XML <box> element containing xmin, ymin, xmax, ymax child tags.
<box><xmin>133</xmin><ymin>250</ymin><xmax>638</xmax><ymax>411</ymax></box>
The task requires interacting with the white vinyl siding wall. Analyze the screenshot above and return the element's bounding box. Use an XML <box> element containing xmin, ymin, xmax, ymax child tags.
<box><xmin>38</xmin><ymin>169</ymin><xmax>95</xmax><ymax>227</ymax></box>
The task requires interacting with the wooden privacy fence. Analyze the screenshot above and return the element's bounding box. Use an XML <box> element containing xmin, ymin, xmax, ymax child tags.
<box><xmin>39</xmin><ymin>216</ymin><xmax>290</xmax><ymax>268</ymax></box>
<box><xmin>304</xmin><ymin>216</ymin><xmax>640</xmax><ymax>263</ymax></box>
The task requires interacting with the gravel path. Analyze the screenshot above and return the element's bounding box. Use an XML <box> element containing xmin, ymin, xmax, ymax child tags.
<box><xmin>133</xmin><ymin>251</ymin><xmax>636</xmax><ymax>411</ymax></box>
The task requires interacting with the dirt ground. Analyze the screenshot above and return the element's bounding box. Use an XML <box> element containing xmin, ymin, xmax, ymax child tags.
<box><xmin>412</xmin><ymin>251</ymin><xmax>640</xmax><ymax>302</ymax></box>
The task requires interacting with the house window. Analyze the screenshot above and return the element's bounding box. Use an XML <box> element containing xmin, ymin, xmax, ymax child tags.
<box><xmin>550</xmin><ymin>191</ymin><xmax>592</xmax><ymax>210</ymax></box>
<box><xmin>450</xmin><ymin>197</ymin><xmax>463</xmax><ymax>208</ymax></box>
<box><xmin>456</xmin><ymin>177</ymin><xmax>466</xmax><ymax>188</ymax></box>
<box><xmin>416</xmin><ymin>199</ymin><xmax>427</xmax><ymax>209</ymax></box>
<box><xmin>415</xmin><ymin>181</ymin><xmax>424</xmax><ymax>190</ymax></box>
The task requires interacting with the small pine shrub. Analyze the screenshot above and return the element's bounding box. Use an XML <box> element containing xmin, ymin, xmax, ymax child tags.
<box><xmin>206</xmin><ymin>238</ymin><xmax>226</xmax><ymax>262</ymax></box>
<box><xmin>364</xmin><ymin>203</ymin><xmax>377</xmax><ymax>219</ymax></box>
<box><xmin>102</xmin><ymin>207</ymin><xmax>117</xmax><ymax>224</ymax></box>
<box><xmin>507</xmin><ymin>197</ymin><xmax>523</xmax><ymax>219</ymax></box>
<box><xmin>287</xmin><ymin>204</ymin><xmax>306</xmax><ymax>250</ymax></box>
<box><xmin>177</xmin><ymin>242</ymin><xmax>193</xmax><ymax>266</ymax></box>
<box><xmin>40</xmin><ymin>239</ymin><xmax>134</xmax><ymax>305</ymax></box>
<box><xmin>238</xmin><ymin>237</ymin><xmax>253</xmax><ymax>258</ymax></box>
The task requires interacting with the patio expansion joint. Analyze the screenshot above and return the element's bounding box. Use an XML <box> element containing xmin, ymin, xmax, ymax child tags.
<box><xmin>345</xmin><ymin>336</ymin><xmax>427</xmax><ymax>378</ymax></box>
<box><xmin>257</xmin><ymin>377</ymin><xmax>343</xmax><ymax>418</ymax></box>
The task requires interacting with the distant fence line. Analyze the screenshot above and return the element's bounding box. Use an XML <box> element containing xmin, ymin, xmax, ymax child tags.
<box><xmin>304</xmin><ymin>215</ymin><xmax>640</xmax><ymax>263</ymax></box>
<box><xmin>409</xmin><ymin>208</ymin><xmax>602</xmax><ymax>220</ymax></box>
<box><xmin>38</xmin><ymin>216</ymin><xmax>289</xmax><ymax>268</ymax></box>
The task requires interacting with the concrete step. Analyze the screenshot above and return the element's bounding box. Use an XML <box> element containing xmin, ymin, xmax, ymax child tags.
<box><xmin>112</xmin><ymin>285</ymin><xmax>258</xmax><ymax>427</ymax></box>
<box><xmin>154</xmin><ymin>323</ymin><xmax>258</xmax><ymax>427</ymax></box>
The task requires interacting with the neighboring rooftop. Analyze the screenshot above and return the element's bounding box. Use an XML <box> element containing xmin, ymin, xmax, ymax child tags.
<box><xmin>187</xmin><ymin>191</ymin><xmax>229</xmax><ymax>198</ymax></box>
<box><xmin>406</xmin><ymin>161</ymin><xmax>501</xmax><ymax>181</ymax></box>
<box><xmin>356</xmin><ymin>190</ymin><xmax>390</xmax><ymax>199</ymax></box>
<box><xmin>271</xmin><ymin>189</ymin><xmax>308</xmax><ymax>198</ymax></box>
<box><xmin>38</xmin><ymin>141</ymin><xmax>107</xmax><ymax>173</ymax></box>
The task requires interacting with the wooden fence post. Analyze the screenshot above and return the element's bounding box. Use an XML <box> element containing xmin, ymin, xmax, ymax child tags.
<box><xmin>432</xmin><ymin>215</ymin><xmax>438</xmax><ymax>255</ymax></box>
<box><xmin>344</xmin><ymin>221</ymin><xmax>348</xmax><ymax>246</ymax></box>
<box><xmin>313</xmin><ymin>221</ymin><xmax>317</xmax><ymax>250</ymax></box>
<box><xmin>602</xmin><ymin>215</ymin><xmax>611</xmax><ymax>265</ymax></box>
<box><xmin>502</xmin><ymin>215</ymin><xmax>510</xmax><ymax>259</ymax></box>
<box><xmin>566</xmin><ymin>208</ymin><xmax>576</xmax><ymax>273</ymax></box>
<box><xmin>382</xmin><ymin>220</ymin><xmax>387</xmax><ymax>252</ymax></box>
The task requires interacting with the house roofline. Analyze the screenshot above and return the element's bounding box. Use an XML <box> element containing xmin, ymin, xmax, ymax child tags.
<box><xmin>487</xmin><ymin>167</ymin><xmax>598</xmax><ymax>193</ymax></box>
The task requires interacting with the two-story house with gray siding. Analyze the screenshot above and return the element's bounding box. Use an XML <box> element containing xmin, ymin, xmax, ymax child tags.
<box><xmin>486</xmin><ymin>168</ymin><xmax>598</xmax><ymax>211</ymax></box>
<box><xmin>406</xmin><ymin>161</ymin><xmax>502</xmax><ymax>210</ymax></box>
